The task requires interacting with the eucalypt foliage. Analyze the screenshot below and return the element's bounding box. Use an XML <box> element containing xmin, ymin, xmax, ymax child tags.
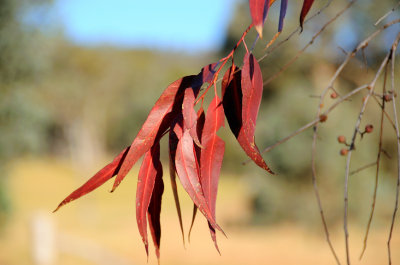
<box><xmin>54</xmin><ymin>0</ymin><xmax>315</xmax><ymax>261</ymax></box>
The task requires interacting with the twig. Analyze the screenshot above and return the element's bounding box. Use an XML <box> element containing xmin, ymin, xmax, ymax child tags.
<box><xmin>343</xmin><ymin>50</ymin><xmax>391</xmax><ymax>265</ymax></box>
<box><xmin>387</xmin><ymin>31</ymin><xmax>400</xmax><ymax>265</ymax></box>
<box><xmin>262</xmin><ymin>1</ymin><xmax>356</xmax><ymax>86</ymax></box>
<box><xmin>350</xmin><ymin>162</ymin><xmax>377</xmax><ymax>176</ymax></box>
<box><xmin>258</xmin><ymin>0</ymin><xmax>333</xmax><ymax>62</ymax></box>
<box><xmin>359</xmin><ymin>59</ymin><xmax>389</xmax><ymax>260</ymax></box>
<box><xmin>375</xmin><ymin>1</ymin><xmax>400</xmax><ymax>26</ymax></box>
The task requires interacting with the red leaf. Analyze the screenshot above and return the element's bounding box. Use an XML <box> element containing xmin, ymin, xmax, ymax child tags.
<box><xmin>249</xmin><ymin>0</ymin><xmax>270</xmax><ymax>37</ymax></box>
<box><xmin>182</xmin><ymin>87</ymin><xmax>202</xmax><ymax>147</ymax></box>
<box><xmin>53</xmin><ymin>146</ymin><xmax>130</xmax><ymax>212</ymax></box>
<box><xmin>241</xmin><ymin>52</ymin><xmax>274</xmax><ymax>174</ymax></box>
<box><xmin>278</xmin><ymin>0</ymin><xmax>288</xmax><ymax>32</ymax></box>
<box><xmin>200</xmin><ymin>62</ymin><xmax>218</xmax><ymax>84</ymax></box>
<box><xmin>147</xmin><ymin>161</ymin><xmax>164</xmax><ymax>261</ymax></box>
<box><xmin>300</xmin><ymin>0</ymin><xmax>315</xmax><ymax>31</ymax></box>
<box><xmin>200</xmin><ymin>95</ymin><xmax>225</xmax><ymax>252</ymax></box>
<box><xmin>222</xmin><ymin>60</ymin><xmax>274</xmax><ymax>174</ymax></box>
<box><xmin>175</xmin><ymin>130</ymin><xmax>224</xmax><ymax>234</ymax></box>
<box><xmin>136</xmin><ymin>143</ymin><xmax>162</xmax><ymax>255</ymax></box>
<box><xmin>168</xmin><ymin>129</ymin><xmax>185</xmax><ymax>245</ymax></box>
<box><xmin>221</xmin><ymin>64</ymin><xmax>242</xmax><ymax>138</ymax></box>
<box><xmin>111</xmin><ymin>75</ymin><xmax>197</xmax><ymax>192</ymax></box>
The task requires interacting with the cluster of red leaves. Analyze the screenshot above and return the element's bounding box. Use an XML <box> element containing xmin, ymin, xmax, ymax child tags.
<box><xmin>54</xmin><ymin>0</ymin><xmax>316</xmax><ymax>261</ymax></box>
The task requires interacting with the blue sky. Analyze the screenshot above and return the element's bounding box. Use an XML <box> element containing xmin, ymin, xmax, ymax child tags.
<box><xmin>53</xmin><ymin>0</ymin><xmax>238</xmax><ymax>53</ymax></box>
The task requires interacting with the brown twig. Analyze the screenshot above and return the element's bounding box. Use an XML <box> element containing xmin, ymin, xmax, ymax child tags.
<box><xmin>387</xmin><ymin>32</ymin><xmax>400</xmax><ymax>265</ymax></box>
<box><xmin>258</xmin><ymin>0</ymin><xmax>333</xmax><ymax>62</ymax></box>
<box><xmin>375</xmin><ymin>1</ymin><xmax>400</xmax><ymax>26</ymax></box>
<box><xmin>359</xmin><ymin>58</ymin><xmax>389</xmax><ymax>260</ymax></box>
<box><xmin>342</xmin><ymin>50</ymin><xmax>391</xmax><ymax>265</ymax></box>
<box><xmin>349</xmin><ymin>162</ymin><xmax>377</xmax><ymax>176</ymax></box>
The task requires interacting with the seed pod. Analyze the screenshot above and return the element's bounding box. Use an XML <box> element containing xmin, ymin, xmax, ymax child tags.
<box><xmin>365</xmin><ymin>124</ymin><xmax>373</xmax><ymax>133</ymax></box>
<box><xmin>340</xmin><ymin>148</ymin><xmax>348</xmax><ymax>156</ymax></box>
<box><xmin>319</xmin><ymin>114</ymin><xmax>328</xmax><ymax>123</ymax></box>
<box><xmin>337</xmin><ymin>135</ymin><xmax>346</xmax><ymax>144</ymax></box>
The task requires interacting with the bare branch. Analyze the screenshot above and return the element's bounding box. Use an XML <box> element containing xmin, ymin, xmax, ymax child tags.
<box><xmin>388</xmin><ymin>31</ymin><xmax>400</xmax><ymax>265</ymax></box>
<box><xmin>359</xmin><ymin>59</ymin><xmax>389</xmax><ymax>260</ymax></box>
<box><xmin>375</xmin><ymin>1</ymin><xmax>400</xmax><ymax>26</ymax></box>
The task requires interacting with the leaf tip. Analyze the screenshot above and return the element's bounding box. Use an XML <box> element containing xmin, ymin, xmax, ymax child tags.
<box><xmin>255</xmin><ymin>24</ymin><xmax>263</xmax><ymax>38</ymax></box>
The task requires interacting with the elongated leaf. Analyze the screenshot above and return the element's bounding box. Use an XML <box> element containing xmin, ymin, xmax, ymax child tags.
<box><xmin>168</xmin><ymin>129</ymin><xmax>185</xmax><ymax>245</ymax></box>
<box><xmin>200</xmin><ymin>95</ymin><xmax>225</xmax><ymax>252</ymax></box>
<box><xmin>54</xmin><ymin>146</ymin><xmax>130</xmax><ymax>212</ymax></box>
<box><xmin>175</xmin><ymin>130</ymin><xmax>224</xmax><ymax>234</ymax></box>
<box><xmin>188</xmin><ymin>107</ymin><xmax>205</xmax><ymax>241</ymax></box>
<box><xmin>147</xmin><ymin>162</ymin><xmax>164</xmax><ymax>261</ymax></box>
<box><xmin>182</xmin><ymin>87</ymin><xmax>202</xmax><ymax>147</ymax></box>
<box><xmin>136</xmin><ymin>143</ymin><xmax>161</xmax><ymax>255</ymax></box>
<box><xmin>221</xmin><ymin>64</ymin><xmax>242</xmax><ymax>138</ymax></box>
<box><xmin>112</xmin><ymin>75</ymin><xmax>197</xmax><ymax>192</ymax></box>
<box><xmin>300</xmin><ymin>0</ymin><xmax>315</xmax><ymax>30</ymax></box>
<box><xmin>241</xmin><ymin>53</ymin><xmax>274</xmax><ymax>174</ymax></box>
<box><xmin>249</xmin><ymin>0</ymin><xmax>270</xmax><ymax>37</ymax></box>
<box><xmin>278</xmin><ymin>0</ymin><xmax>288</xmax><ymax>32</ymax></box>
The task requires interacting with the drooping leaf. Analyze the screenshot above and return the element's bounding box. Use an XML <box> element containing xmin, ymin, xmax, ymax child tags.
<box><xmin>200</xmin><ymin>95</ymin><xmax>225</xmax><ymax>252</ymax></box>
<box><xmin>175</xmin><ymin>130</ymin><xmax>224</xmax><ymax>234</ymax></box>
<box><xmin>53</xmin><ymin>146</ymin><xmax>130</xmax><ymax>212</ymax></box>
<box><xmin>147</xmin><ymin>161</ymin><xmax>164</xmax><ymax>261</ymax></box>
<box><xmin>188</xmin><ymin>107</ymin><xmax>205</xmax><ymax>242</ymax></box>
<box><xmin>300</xmin><ymin>0</ymin><xmax>315</xmax><ymax>31</ymax></box>
<box><xmin>221</xmin><ymin>64</ymin><xmax>243</xmax><ymax>138</ymax></box>
<box><xmin>249</xmin><ymin>0</ymin><xmax>270</xmax><ymax>37</ymax></box>
<box><xmin>168</xmin><ymin>129</ymin><xmax>185</xmax><ymax>245</ymax></box>
<box><xmin>112</xmin><ymin>75</ymin><xmax>198</xmax><ymax>192</ymax></box>
<box><xmin>221</xmin><ymin>60</ymin><xmax>274</xmax><ymax>174</ymax></box>
<box><xmin>278</xmin><ymin>0</ymin><xmax>288</xmax><ymax>32</ymax></box>
<box><xmin>241</xmin><ymin>52</ymin><xmax>274</xmax><ymax>174</ymax></box>
<box><xmin>182</xmin><ymin>87</ymin><xmax>202</xmax><ymax>147</ymax></box>
<box><xmin>136</xmin><ymin>143</ymin><xmax>161</xmax><ymax>255</ymax></box>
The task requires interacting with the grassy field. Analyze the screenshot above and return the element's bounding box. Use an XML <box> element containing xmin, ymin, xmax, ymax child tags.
<box><xmin>0</xmin><ymin>157</ymin><xmax>399</xmax><ymax>265</ymax></box>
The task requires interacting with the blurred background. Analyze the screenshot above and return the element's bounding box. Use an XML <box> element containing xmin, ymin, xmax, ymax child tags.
<box><xmin>1</xmin><ymin>0</ymin><xmax>400</xmax><ymax>264</ymax></box>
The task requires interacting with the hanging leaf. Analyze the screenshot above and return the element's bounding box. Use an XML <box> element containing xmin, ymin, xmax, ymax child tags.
<box><xmin>221</xmin><ymin>59</ymin><xmax>274</xmax><ymax>174</ymax></box>
<box><xmin>112</xmin><ymin>75</ymin><xmax>198</xmax><ymax>192</ymax></box>
<box><xmin>278</xmin><ymin>0</ymin><xmax>288</xmax><ymax>32</ymax></box>
<box><xmin>241</xmin><ymin>52</ymin><xmax>274</xmax><ymax>174</ymax></box>
<box><xmin>136</xmin><ymin>143</ymin><xmax>162</xmax><ymax>255</ymax></box>
<box><xmin>221</xmin><ymin>64</ymin><xmax>242</xmax><ymax>138</ymax></box>
<box><xmin>53</xmin><ymin>146</ymin><xmax>130</xmax><ymax>212</ymax></box>
<box><xmin>147</xmin><ymin>162</ymin><xmax>164</xmax><ymax>261</ymax></box>
<box><xmin>168</xmin><ymin>129</ymin><xmax>185</xmax><ymax>245</ymax></box>
<box><xmin>249</xmin><ymin>0</ymin><xmax>270</xmax><ymax>37</ymax></box>
<box><xmin>175</xmin><ymin>130</ymin><xmax>224</xmax><ymax>234</ymax></box>
<box><xmin>200</xmin><ymin>95</ymin><xmax>225</xmax><ymax>252</ymax></box>
<box><xmin>300</xmin><ymin>0</ymin><xmax>315</xmax><ymax>31</ymax></box>
<box><xmin>182</xmin><ymin>87</ymin><xmax>202</xmax><ymax>147</ymax></box>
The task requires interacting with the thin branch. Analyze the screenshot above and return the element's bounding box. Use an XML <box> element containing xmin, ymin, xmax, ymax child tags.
<box><xmin>375</xmin><ymin>1</ymin><xmax>400</xmax><ymax>26</ymax></box>
<box><xmin>388</xmin><ymin>31</ymin><xmax>400</xmax><ymax>265</ymax></box>
<box><xmin>262</xmin><ymin>1</ymin><xmax>356</xmax><ymax>86</ymax></box>
<box><xmin>258</xmin><ymin>0</ymin><xmax>333</xmax><ymax>62</ymax></box>
<box><xmin>343</xmin><ymin>50</ymin><xmax>391</xmax><ymax>265</ymax></box>
<box><xmin>350</xmin><ymin>162</ymin><xmax>377</xmax><ymax>176</ymax></box>
<box><xmin>359</xmin><ymin>59</ymin><xmax>389</xmax><ymax>260</ymax></box>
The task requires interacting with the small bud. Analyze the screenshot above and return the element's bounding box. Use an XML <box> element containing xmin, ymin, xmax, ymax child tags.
<box><xmin>365</xmin><ymin>124</ymin><xmax>373</xmax><ymax>133</ymax></box>
<box><xmin>319</xmin><ymin>114</ymin><xmax>328</xmax><ymax>123</ymax></box>
<box><xmin>330</xmin><ymin>92</ymin><xmax>338</xmax><ymax>99</ymax></box>
<box><xmin>340</xmin><ymin>148</ymin><xmax>348</xmax><ymax>156</ymax></box>
<box><xmin>337</xmin><ymin>135</ymin><xmax>346</xmax><ymax>144</ymax></box>
<box><xmin>383</xmin><ymin>94</ymin><xmax>392</xmax><ymax>102</ymax></box>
